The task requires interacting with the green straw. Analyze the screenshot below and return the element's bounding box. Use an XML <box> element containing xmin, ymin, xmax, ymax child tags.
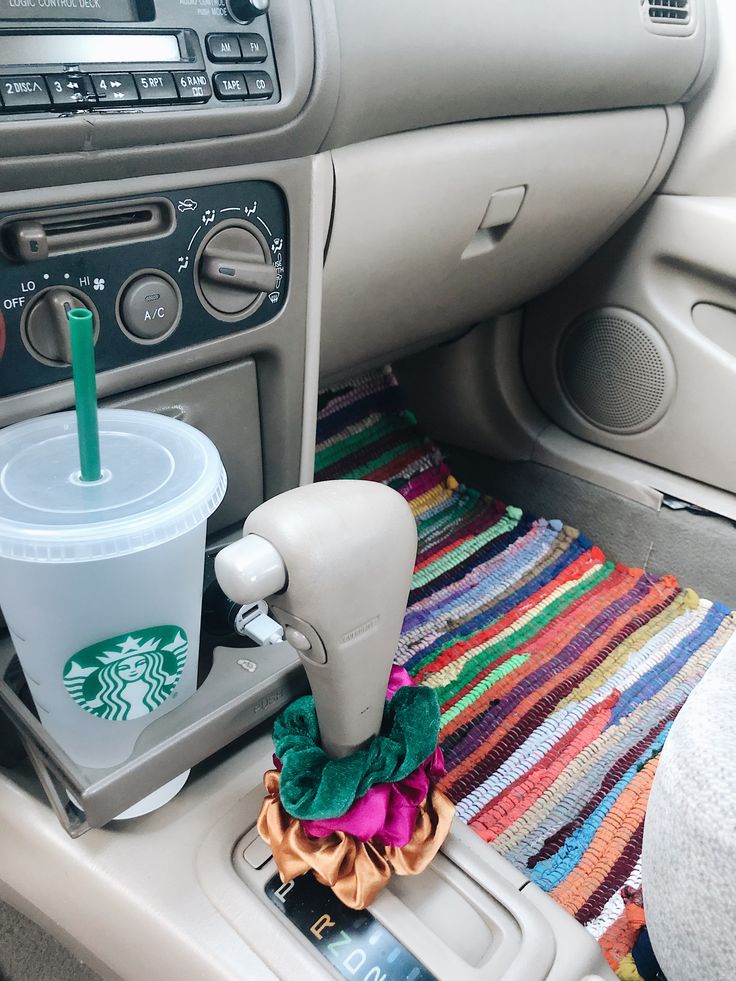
<box><xmin>67</xmin><ymin>308</ymin><xmax>102</xmax><ymax>482</ymax></box>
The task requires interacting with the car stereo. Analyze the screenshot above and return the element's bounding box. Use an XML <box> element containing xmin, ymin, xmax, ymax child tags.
<box><xmin>0</xmin><ymin>0</ymin><xmax>279</xmax><ymax>116</ymax></box>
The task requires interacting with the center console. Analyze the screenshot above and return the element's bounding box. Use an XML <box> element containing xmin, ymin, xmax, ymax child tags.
<box><xmin>0</xmin><ymin>157</ymin><xmax>327</xmax><ymax>523</ymax></box>
<box><xmin>0</xmin><ymin>0</ymin><xmax>336</xmax><ymax>503</ymax></box>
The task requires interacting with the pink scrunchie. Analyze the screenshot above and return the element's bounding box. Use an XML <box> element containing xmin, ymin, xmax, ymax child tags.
<box><xmin>299</xmin><ymin>665</ymin><xmax>446</xmax><ymax>848</ymax></box>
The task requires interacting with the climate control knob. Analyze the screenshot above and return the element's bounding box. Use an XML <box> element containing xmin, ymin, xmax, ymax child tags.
<box><xmin>22</xmin><ymin>287</ymin><xmax>97</xmax><ymax>366</ymax></box>
<box><xmin>195</xmin><ymin>222</ymin><xmax>276</xmax><ymax>321</ymax></box>
<box><xmin>225</xmin><ymin>0</ymin><xmax>269</xmax><ymax>24</ymax></box>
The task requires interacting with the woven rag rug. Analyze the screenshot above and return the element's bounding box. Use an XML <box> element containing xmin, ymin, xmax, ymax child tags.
<box><xmin>314</xmin><ymin>366</ymin><xmax>736</xmax><ymax>980</ymax></box>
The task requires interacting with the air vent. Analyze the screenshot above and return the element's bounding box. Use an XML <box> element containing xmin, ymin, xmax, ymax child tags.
<box><xmin>648</xmin><ymin>0</ymin><xmax>690</xmax><ymax>23</ymax></box>
<box><xmin>644</xmin><ymin>0</ymin><xmax>694</xmax><ymax>35</ymax></box>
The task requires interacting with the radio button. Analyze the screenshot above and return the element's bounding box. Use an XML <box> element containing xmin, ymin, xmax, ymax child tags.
<box><xmin>206</xmin><ymin>34</ymin><xmax>242</xmax><ymax>62</ymax></box>
<box><xmin>244</xmin><ymin>71</ymin><xmax>274</xmax><ymax>99</ymax></box>
<box><xmin>173</xmin><ymin>72</ymin><xmax>212</xmax><ymax>102</ymax></box>
<box><xmin>133</xmin><ymin>72</ymin><xmax>178</xmax><ymax>103</ymax></box>
<box><xmin>91</xmin><ymin>73</ymin><xmax>138</xmax><ymax>105</ymax></box>
<box><xmin>1</xmin><ymin>75</ymin><xmax>50</xmax><ymax>111</ymax></box>
<box><xmin>214</xmin><ymin>72</ymin><xmax>248</xmax><ymax>100</ymax></box>
<box><xmin>239</xmin><ymin>34</ymin><xmax>268</xmax><ymax>63</ymax></box>
<box><xmin>47</xmin><ymin>74</ymin><xmax>96</xmax><ymax>108</ymax></box>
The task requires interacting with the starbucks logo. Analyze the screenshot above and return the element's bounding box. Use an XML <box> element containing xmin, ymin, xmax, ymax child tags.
<box><xmin>63</xmin><ymin>626</ymin><xmax>188</xmax><ymax>722</ymax></box>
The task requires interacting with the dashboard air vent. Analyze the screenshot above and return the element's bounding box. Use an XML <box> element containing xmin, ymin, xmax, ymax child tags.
<box><xmin>648</xmin><ymin>0</ymin><xmax>690</xmax><ymax>23</ymax></box>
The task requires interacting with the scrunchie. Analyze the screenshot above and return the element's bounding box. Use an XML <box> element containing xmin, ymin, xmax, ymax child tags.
<box><xmin>258</xmin><ymin>769</ymin><xmax>455</xmax><ymax>909</ymax></box>
<box><xmin>273</xmin><ymin>668</ymin><xmax>441</xmax><ymax>821</ymax></box>
<box><xmin>302</xmin><ymin>744</ymin><xmax>446</xmax><ymax>848</ymax></box>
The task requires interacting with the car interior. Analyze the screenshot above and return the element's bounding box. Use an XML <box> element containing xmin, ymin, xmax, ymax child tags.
<box><xmin>0</xmin><ymin>0</ymin><xmax>733</xmax><ymax>979</ymax></box>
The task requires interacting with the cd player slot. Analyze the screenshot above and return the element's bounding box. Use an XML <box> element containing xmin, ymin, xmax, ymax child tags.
<box><xmin>1</xmin><ymin>199</ymin><xmax>175</xmax><ymax>262</ymax></box>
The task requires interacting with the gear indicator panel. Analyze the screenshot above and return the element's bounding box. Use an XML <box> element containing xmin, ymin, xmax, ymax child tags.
<box><xmin>265</xmin><ymin>872</ymin><xmax>436</xmax><ymax>981</ymax></box>
<box><xmin>0</xmin><ymin>179</ymin><xmax>288</xmax><ymax>399</ymax></box>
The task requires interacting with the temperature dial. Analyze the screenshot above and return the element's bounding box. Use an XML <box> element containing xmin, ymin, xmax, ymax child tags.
<box><xmin>225</xmin><ymin>0</ymin><xmax>269</xmax><ymax>24</ymax></box>
<box><xmin>22</xmin><ymin>287</ymin><xmax>98</xmax><ymax>366</ymax></box>
<box><xmin>195</xmin><ymin>222</ymin><xmax>277</xmax><ymax>321</ymax></box>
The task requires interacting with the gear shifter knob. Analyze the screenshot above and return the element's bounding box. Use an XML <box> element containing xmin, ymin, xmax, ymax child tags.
<box><xmin>215</xmin><ymin>480</ymin><xmax>417</xmax><ymax>758</ymax></box>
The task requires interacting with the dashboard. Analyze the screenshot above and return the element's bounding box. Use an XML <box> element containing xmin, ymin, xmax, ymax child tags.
<box><xmin>0</xmin><ymin>0</ymin><xmax>713</xmax><ymax>183</ymax></box>
<box><xmin>0</xmin><ymin>0</ymin><xmax>714</xmax><ymax>509</ymax></box>
<box><xmin>0</xmin><ymin>0</ymin><xmax>715</xmax><ymax>515</ymax></box>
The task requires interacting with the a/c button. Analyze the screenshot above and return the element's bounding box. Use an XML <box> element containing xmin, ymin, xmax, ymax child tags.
<box><xmin>118</xmin><ymin>273</ymin><xmax>182</xmax><ymax>342</ymax></box>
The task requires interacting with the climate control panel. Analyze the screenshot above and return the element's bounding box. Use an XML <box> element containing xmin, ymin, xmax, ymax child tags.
<box><xmin>0</xmin><ymin>179</ymin><xmax>288</xmax><ymax>398</ymax></box>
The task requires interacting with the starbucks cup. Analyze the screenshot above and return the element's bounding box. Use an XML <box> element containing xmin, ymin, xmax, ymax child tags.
<box><xmin>0</xmin><ymin>408</ymin><xmax>226</xmax><ymax>819</ymax></box>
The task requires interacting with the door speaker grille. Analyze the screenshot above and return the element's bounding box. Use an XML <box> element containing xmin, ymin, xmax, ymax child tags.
<box><xmin>558</xmin><ymin>308</ymin><xmax>676</xmax><ymax>434</ymax></box>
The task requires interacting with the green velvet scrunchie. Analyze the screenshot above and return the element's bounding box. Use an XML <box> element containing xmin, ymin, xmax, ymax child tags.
<box><xmin>272</xmin><ymin>684</ymin><xmax>440</xmax><ymax>822</ymax></box>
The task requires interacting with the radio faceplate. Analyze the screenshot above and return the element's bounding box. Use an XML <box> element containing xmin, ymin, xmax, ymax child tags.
<box><xmin>0</xmin><ymin>179</ymin><xmax>289</xmax><ymax>397</ymax></box>
<box><xmin>0</xmin><ymin>0</ymin><xmax>280</xmax><ymax>116</ymax></box>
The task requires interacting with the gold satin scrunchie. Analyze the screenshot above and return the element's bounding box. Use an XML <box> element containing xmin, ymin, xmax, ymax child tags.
<box><xmin>257</xmin><ymin>770</ymin><xmax>455</xmax><ymax>909</ymax></box>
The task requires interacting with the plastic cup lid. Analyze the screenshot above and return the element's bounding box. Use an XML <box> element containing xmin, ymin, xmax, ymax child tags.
<box><xmin>0</xmin><ymin>409</ymin><xmax>227</xmax><ymax>563</ymax></box>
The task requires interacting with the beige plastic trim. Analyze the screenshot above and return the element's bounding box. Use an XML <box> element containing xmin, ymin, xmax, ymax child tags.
<box><xmin>107</xmin><ymin>360</ymin><xmax>263</xmax><ymax>535</ymax></box>
<box><xmin>321</xmin><ymin>109</ymin><xmax>673</xmax><ymax>381</ymax></box>
<box><xmin>679</xmin><ymin>0</ymin><xmax>720</xmax><ymax>102</ymax></box>
<box><xmin>398</xmin><ymin>312</ymin><xmax>736</xmax><ymax>518</ymax></box>
<box><xmin>322</xmin><ymin>0</ymin><xmax>708</xmax><ymax>149</ymax></box>
<box><xmin>396</xmin><ymin>313</ymin><xmax>549</xmax><ymax>464</ymax></box>
<box><xmin>692</xmin><ymin>302</ymin><xmax>736</xmax><ymax>357</ymax></box>
<box><xmin>534</xmin><ymin>424</ymin><xmax>736</xmax><ymax>521</ymax></box>
<box><xmin>299</xmin><ymin>153</ymin><xmax>334</xmax><ymax>486</ymax></box>
<box><xmin>0</xmin><ymin>713</ymin><xmax>618</xmax><ymax>981</ymax></box>
<box><xmin>642</xmin><ymin>0</ymin><xmax>698</xmax><ymax>38</ymax></box>
<box><xmin>0</xmin><ymin>736</ymin><xmax>281</xmax><ymax>980</ymax></box>
<box><xmin>200</xmin><ymin>784</ymin><xmax>346</xmax><ymax>981</ymax></box>
<box><xmin>665</xmin><ymin>0</ymin><xmax>736</xmax><ymax>194</ymax></box>
<box><xmin>524</xmin><ymin>193</ymin><xmax>736</xmax><ymax>498</ymax></box>
<box><xmin>227</xmin><ymin>790</ymin><xmax>615</xmax><ymax>980</ymax></box>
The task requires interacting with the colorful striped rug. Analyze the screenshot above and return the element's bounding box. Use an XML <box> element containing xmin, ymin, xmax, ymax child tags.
<box><xmin>315</xmin><ymin>366</ymin><xmax>736</xmax><ymax>980</ymax></box>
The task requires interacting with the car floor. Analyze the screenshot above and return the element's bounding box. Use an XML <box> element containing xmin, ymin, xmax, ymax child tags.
<box><xmin>0</xmin><ymin>900</ymin><xmax>100</xmax><ymax>981</ymax></box>
<box><xmin>451</xmin><ymin>453</ymin><xmax>736</xmax><ymax>612</ymax></box>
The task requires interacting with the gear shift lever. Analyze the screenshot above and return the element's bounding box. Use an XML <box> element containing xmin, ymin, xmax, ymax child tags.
<box><xmin>215</xmin><ymin>480</ymin><xmax>418</xmax><ymax>759</ymax></box>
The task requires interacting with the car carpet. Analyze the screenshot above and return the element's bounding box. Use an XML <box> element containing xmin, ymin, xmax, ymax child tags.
<box><xmin>315</xmin><ymin>365</ymin><xmax>736</xmax><ymax>980</ymax></box>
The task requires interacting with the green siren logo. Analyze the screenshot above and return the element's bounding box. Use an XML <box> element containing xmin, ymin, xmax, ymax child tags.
<box><xmin>63</xmin><ymin>626</ymin><xmax>188</xmax><ymax>722</ymax></box>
